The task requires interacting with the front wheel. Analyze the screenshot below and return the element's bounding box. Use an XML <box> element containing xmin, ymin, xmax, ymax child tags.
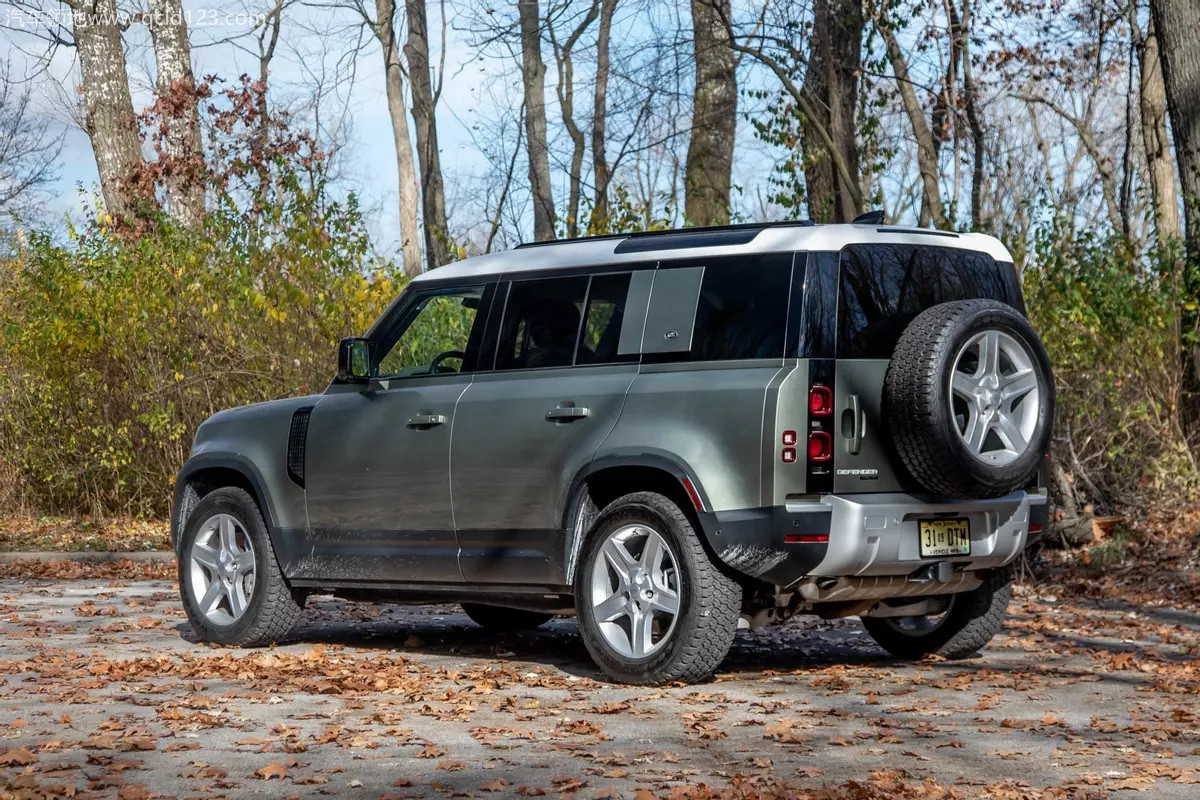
<box><xmin>861</xmin><ymin>567</ymin><xmax>1012</xmax><ymax>660</ymax></box>
<box><xmin>575</xmin><ymin>492</ymin><xmax>742</xmax><ymax>685</ymax></box>
<box><xmin>178</xmin><ymin>487</ymin><xmax>304</xmax><ymax>647</ymax></box>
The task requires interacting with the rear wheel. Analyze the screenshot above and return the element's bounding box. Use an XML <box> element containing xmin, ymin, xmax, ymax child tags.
<box><xmin>861</xmin><ymin>568</ymin><xmax>1012</xmax><ymax>660</ymax></box>
<box><xmin>575</xmin><ymin>492</ymin><xmax>742</xmax><ymax>685</ymax></box>
<box><xmin>461</xmin><ymin>603</ymin><xmax>553</xmax><ymax>631</ymax></box>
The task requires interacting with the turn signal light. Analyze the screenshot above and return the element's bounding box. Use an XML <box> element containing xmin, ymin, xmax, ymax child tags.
<box><xmin>809</xmin><ymin>386</ymin><xmax>833</xmax><ymax>416</ymax></box>
<box><xmin>808</xmin><ymin>431</ymin><xmax>832</xmax><ymax>462</ymax></box>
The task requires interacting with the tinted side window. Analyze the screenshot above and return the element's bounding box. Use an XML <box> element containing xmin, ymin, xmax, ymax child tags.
<box><xmin>496</xmin><ymin>277</ymin><xmax>588</xmax><ymax>370</ymax></box>
<box><xmin>838</xmin><ymin>245</ymin><xmax>1021</xmax><ymax>358</ymax></box>
<box><xmin>578</xmin><ymin>273</ymin><xmax>633</xmax><ymax>364</ymax></box>
<box><xmin>688</xmin><ymin>255</ymin><xmax>792</xmax><ymax>361</ymax></box>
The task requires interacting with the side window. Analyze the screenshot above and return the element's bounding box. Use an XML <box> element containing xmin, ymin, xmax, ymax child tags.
<box><xmin>838</xmin><ymin>245</ymin><xmax>1021</xmax><ymax>358</ymax></box>
<box><xmin>375</xmin><ymin>286</ymin><xmax>485</xmax><ymax>378</ymax></box>
<box><xmin>688</xmin><ymin>255</ymin><xmax>792</xmax><ymax>361</ymax></box>
<box><xmin>496</xmin><ymin>277</ymin><xmax>589</xmax><ymax>370</ymax></box>
<box><xmin>578</xmin><ymin>273</ymin><xmax>633</xmax><ymax>364</ymax></box>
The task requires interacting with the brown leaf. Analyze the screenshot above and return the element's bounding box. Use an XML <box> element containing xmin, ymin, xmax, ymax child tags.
<box><xmin>254</xmin><ymin>762</ymin><xmax>288</xmax><ymax>780</ymax></box>
<box><xmin>481</xmin><ymin>778</ymin><xmax>510</xmax><ymax>792</ymax></box>
<box><xmin>436</xmin><ymin>760</ymin><xmax>466</xmax><ymax>772</ymax></box>
<box><xmin>0</xmin><ymin>747</ymin><xmax>38</xmax><ymax>766</ymax></box>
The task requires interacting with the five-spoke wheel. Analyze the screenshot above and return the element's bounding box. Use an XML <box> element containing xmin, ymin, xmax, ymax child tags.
<box><xmin>589</xmin><ymin>523</ymin><xmax>681</xmax><ymax>659</ymax></box>
<box><xmin>575</xmin><ymin>491</ymin><xmax>741</xmax><ymax>685</ymax></box>
<box><xmin>178</xmin><ymin>487</ymin><xmax>303</xmax><ymax>646</ymax></box>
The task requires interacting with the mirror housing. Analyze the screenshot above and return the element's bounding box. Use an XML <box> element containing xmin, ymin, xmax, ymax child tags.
<box><xmin>336</xmin><ymin>337</ymin><xmax>371</xmax><ymax>382</ymax></box>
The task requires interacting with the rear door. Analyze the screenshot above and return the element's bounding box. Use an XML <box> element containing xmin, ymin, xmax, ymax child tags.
<box><xmin>832</xmin><ymin>242</ymin><xmax>1023</xmax><ymax>494</ymax></box>
<box><xmin>451</xmin><ymin>271</ymin><xmax>644</xmax><ymax>585</ymax></box>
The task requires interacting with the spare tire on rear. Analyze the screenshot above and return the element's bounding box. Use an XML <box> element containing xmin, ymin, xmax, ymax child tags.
<box><xmin>884</xmin><ymin>300</ymin><xmax>1053</xmax><ymax>498</ymax></box>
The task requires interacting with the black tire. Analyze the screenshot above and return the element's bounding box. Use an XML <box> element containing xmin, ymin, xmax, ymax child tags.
<box><xmin>885</xmin><ymin>299</ymin><xmax>1054</xmax><ymax>498</ymax></box>
<box><xmin>461</xmin><ymin>603</ymin><xmax>553</xmax><ymax>631</ymax></box>
<box><xmin>574</xmin><ymin>492</ymin><xmax>742</xmax><ymax>685</ymax></box>
<box><xmin>861</xmin><ymin>568</ymin><xmax>1012</xmax><ymax>660</ymax></box>
<box><xmin>177</xmin><ymin>487</ymin><xmax>304</xmax><ymax>647</ymax></box>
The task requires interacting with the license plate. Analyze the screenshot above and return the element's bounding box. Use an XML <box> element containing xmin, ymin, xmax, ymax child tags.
<box><xmin>918</xmin><ymin>518</ymin><xmax>971</xmax><ymax>557</ymax></box>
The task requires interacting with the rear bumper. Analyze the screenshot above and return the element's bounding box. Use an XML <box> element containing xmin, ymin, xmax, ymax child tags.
<box><xmin>699</xmin><ymin>490</ymin><xmax>1048</xmax><ymax>591</ymax></box>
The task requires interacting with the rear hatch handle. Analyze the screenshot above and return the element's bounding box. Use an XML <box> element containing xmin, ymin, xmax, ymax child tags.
<box><xmin>843</xmin><ymin>394</ymin><xmax>864</xmax><ymax>455</ymax></box>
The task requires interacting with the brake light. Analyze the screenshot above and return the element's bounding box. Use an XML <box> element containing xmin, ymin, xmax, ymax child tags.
<box><xmin>784</xmin><ymin>533</ymin><xmax>829</xmax><ymax>544</ymax></box>
<box><xmin>1028</xmin><ymin>523</ymin><xmax>1044</xmax><ymax>534</ymax></box>
<box><xmin>809</xmin><ymin>386</ymin><xmax>833</xmax><ymax>416</ymax></box>
<box><xmin>808</xmin><ymin>431</ymin><xmax>832</xmax><ymax>462</ymax></box>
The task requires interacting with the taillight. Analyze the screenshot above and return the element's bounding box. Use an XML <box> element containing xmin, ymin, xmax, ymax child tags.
<box><xmin>782</xmin><ymin>430</ymin><xmax>797</xmax><ymax>446</ymax></box>
<box><xmin>808</xmin><ymin>431</ymin><xmax>832</xmax><ymax>462</ymax></box>
<box><xmin>809</xmin><ymin>385</ymin><xmax>833</xmax><ymax>416</ymax></box>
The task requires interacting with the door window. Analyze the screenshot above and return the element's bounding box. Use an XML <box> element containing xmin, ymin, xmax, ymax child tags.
<box><xmin>578</xmin><ymin>273</ymin><xmax>633</xmax><ymax>364</ymax></box>
<box><xmin>375</xmin><ymin>286</ymin><xmax>486</xmax><ymax>378</ymax></box>
<box><xmin>496</xmin><ymin>277</ymin><xmax>589</xmax><ymax>370</ymax></box>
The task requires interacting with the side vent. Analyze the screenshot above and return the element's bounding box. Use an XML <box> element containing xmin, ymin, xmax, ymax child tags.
<box><xmin>287</xmin><ymin>407</ymin><xmax>314</xmax><ymax>487</ymax></box>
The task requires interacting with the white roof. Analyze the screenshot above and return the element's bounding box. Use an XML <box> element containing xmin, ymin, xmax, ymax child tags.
<box><xmin>413</xmin><ymin>223</ymin><xmax>1015</xmax><ymax>283</ymax></box>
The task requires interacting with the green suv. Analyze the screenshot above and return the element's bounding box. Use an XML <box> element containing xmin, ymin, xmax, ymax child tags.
<box><xmin>172</xmin><ymin>220</ymin><xmax>1053</xmax><ymax>684</ymax></box>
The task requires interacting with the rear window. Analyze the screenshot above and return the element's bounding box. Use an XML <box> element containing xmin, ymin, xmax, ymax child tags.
<box><xmin>838</xmin><ymin>244</ymin><xmax>1022</xmax><ymax>358</ymax></box>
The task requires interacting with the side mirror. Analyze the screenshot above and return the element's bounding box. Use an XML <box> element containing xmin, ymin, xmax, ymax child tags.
<box><xmin>336</xmin><ymin>337</ymin><xmax>371</xmax><ymax>382</ymax></box>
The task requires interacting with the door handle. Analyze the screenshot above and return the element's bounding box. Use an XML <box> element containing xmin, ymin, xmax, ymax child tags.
<box><xmin>406</xmin><ymin>412</ymin><xmax>447</xmax><ymax>429</ymax></box>
<box><xmin>842</xmin><ymin>395</ymin><xmax>864</xmax><ymax>455</ymax></box>
<box><xmin>545</xmin><ymin>403</ymin><xmax>590</xmax><ymax>422</ymax></box>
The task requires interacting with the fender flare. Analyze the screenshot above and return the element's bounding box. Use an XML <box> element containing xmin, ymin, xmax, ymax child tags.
<box><xmin>559</xmin><ymin>451</ymin><xmax>710</xmax><ymax>584</ymax></box>
<box><xmin>172</xmin><ymin>453</ymin><xmax>279</xmax><ymax>552</ymax></box>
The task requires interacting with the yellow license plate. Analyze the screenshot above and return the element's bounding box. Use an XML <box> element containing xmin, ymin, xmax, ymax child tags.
<box><xmin>918</xmin><ymin>518</ymin><xmax>971</xmax><ymax>557</ymax></box>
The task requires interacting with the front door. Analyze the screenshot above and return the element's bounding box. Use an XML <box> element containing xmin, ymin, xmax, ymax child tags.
<box><xmin>300</xmin><ymin>284</ymin><xmax>491</xmax><ymax>584</ymax></box>
<box><xmin>452</xmin><ymin>272</ymin><xmax>641</xmax><ymax>585</ymax></box>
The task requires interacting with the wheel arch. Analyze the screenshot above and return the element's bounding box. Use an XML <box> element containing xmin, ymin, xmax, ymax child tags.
<box><xmin>561</xmin><ymin>454</ymin><xmax>709</xmax><ymax>584</ymax></box>
<box><xmin>172</xmin><ymin>455</ymin><xmax>278</xmax><ymax>554</ymax></box>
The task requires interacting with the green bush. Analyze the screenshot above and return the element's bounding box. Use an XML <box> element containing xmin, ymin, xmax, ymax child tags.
<box><xmin>1022</xmin><ymin>222</ymin><xmax>1197</xmax><ymax>503</ymax></box>
<box><xmin>0</xmin><ymin>171</ymin><xmax>403</xmax><ymax>516</ymax></box>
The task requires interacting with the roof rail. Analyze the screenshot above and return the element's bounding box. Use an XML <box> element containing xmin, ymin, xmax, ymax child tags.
<box><xmin>512</xmin><ymin>220</ymin><xmax>814</xmax><ymax>250</ymax></box>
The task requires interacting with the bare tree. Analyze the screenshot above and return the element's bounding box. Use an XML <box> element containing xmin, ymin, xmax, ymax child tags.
<box><xmin>868</xmin><ymin>0</ymin><xmax>946</xmax><ymax>228</ymax></box>
<box><xmin>144</xmin><ymin>0</ymin><xmax>204</xmax><ymax>224</ymax></box>
<box><xmin>405</xmin><ymin>0</ymin><xmax>451</xmax><ymax>267</ymax></box>
<box><xmin>519</xmin><ymin>0</ymin><xmax>555</xmax><ymax>241</ymax></box>
<box><xmin>70</xmin><ymin>0</ymin><xmax>148</xmax><ymax>219</ymax></box>
<box><xmin>368</xmin><ymin>0</ymin><xmax>423</xmax><ymax>273</ymax></box>
<box><xmin>547</xmin><ymin>0</ymin><xmax>599</xmax><ymax>239</ymax></box>
<box><xmin>1151</xmin><ymin>0</ymin><xmax>1200</xmax><ymax>450</ymax></box>
<box><xmin>589</xmin><ymin>0</ymin><xmax>618</xmax><ymax>232</ymax></box>
<box><xmin>802</xmin><ymin>0</ymin><xmax>863</xmax><ymax>222</ymax></box>
<box><xmin>1138</xmin><ymin>8</ymin><xmax>1181</xmax><ymax>245</ymax></box>
<box><xmin>0</xmin><ymin>63</ymin><xmax>64</xmax><ymax>216</ymax></box>
<box><xmin>685</xmin><ymin>0</ymin><xmax>736</xmax><ymax>226</ymax></box>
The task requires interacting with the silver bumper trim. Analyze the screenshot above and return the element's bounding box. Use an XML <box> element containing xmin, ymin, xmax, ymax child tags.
<box><xmin>791</xmin><ymin>490</ymin><xmax>1039</xmax><ymax>580</ymax></box>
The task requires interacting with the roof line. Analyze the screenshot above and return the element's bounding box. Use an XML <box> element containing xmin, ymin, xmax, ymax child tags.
<box><xmin>512</xmin><ymin>220</ymin><xmax>815</xmax><ymax>249</ymax></box>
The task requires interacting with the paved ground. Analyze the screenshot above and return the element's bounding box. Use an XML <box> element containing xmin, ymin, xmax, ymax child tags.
<box><xmin>0</xmin><ymin>576</ymin><xmax>1197</xmax><ymax>798</ymax></box>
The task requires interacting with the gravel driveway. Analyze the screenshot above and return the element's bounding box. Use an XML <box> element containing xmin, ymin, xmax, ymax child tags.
<box><xmin>0</xmin><ymin>574</ymin><xmax>1197</xmax><ymax>798</ymax></box>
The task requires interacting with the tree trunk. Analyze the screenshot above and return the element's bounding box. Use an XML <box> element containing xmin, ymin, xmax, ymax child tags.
<box><xmin>873</xmin><ymin>1</ymin><xmax>946</xmax><ymax>228</ymax></box>
<box><xmin>802</xmin><ymin>0</ymin><xmax>862</xmax><ymax>223</ymax></box>
<box><xmin>405</xmin><ymin>0</ymin><xmax>451</xmax><ymax>268</ymax></box>
<box><xmin>72</xmin><ymin>0</ymin><xmax>145</xmax><ymax>220</ymax></box>
<box><xmin>685</xmin><ymin>0</ymin><xmax>736</xmax><ymax>226</ymax></box>
<box><xmin>375</xmin><ymin>0</ymin><xmax>423</xmax><ymax>275</ymax></box>
<box><xmin>1138</xmin><ymin>14</ymin><xmax>1182</xmax><ymax>245</ymax></box>
<box><xmin>145</xmin><ymin>0</ymin><xmax>203</xmax><ymax>225</ymax></box>
<box><xmin>959</xmin><ymin>0</ymin><xmax>985</xmax><ymax>231</ymax></box>
<box><xmin>589</xmin><ymin>0</ymin><xmax>618</xmax><ymax>233</ymax></box>
<box><xmin>518</xmin><ymin>0</ymin><xmax>556</xmax><ymax>241</ymax></box>
<box><xmin>1152</xmin><ymin>0</ymin><xmax>1200</xmax><ymax>453</ymax></box>
<box><xmin>549</xmin><ymin>1</ymin><xmax>598</xmax><ymax>239</ymax></box>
